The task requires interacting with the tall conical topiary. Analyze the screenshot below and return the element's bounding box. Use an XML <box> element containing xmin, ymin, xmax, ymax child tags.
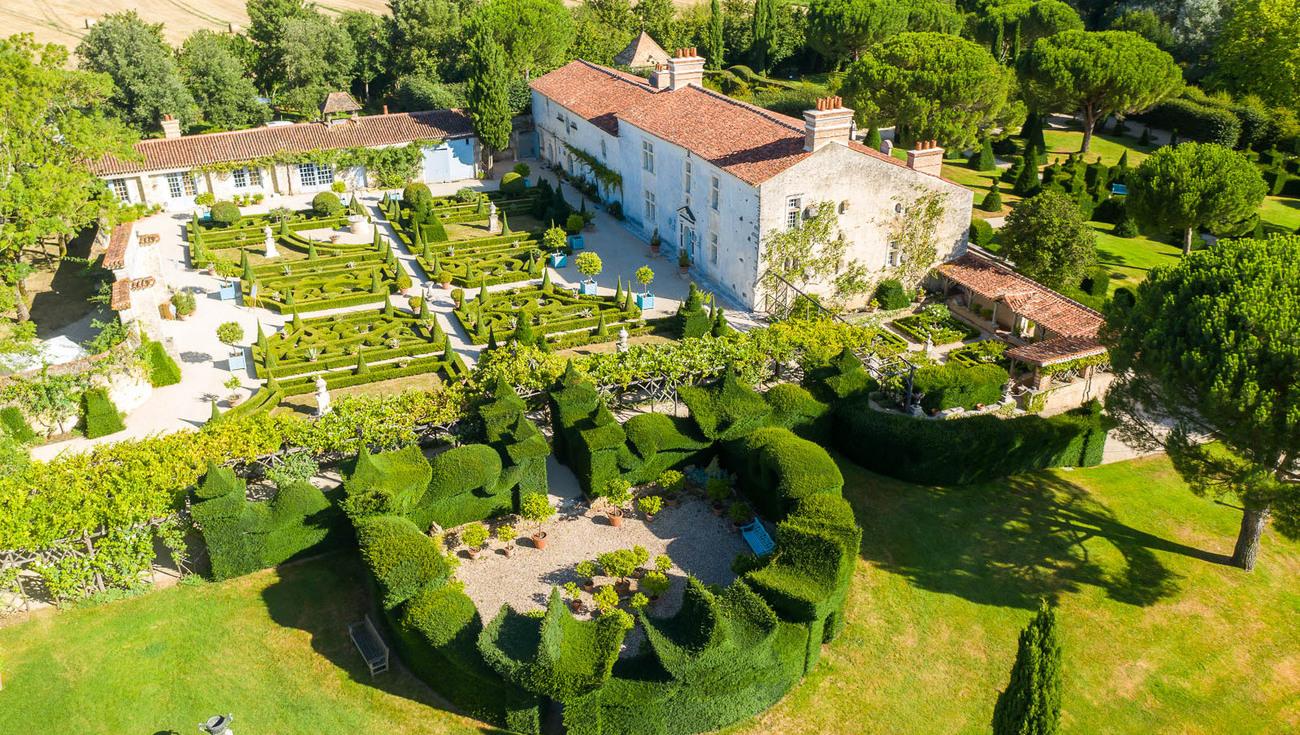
<box><xmin>993</xmin><ymin>599</ymin><xmax>1061</xmax><ymax>735</ymax></box>
<box><xmin>981</xmin><ymin>181</ymin><xmax>1003</xmax><ymax>212</ymax></box>
<box><xmin>355</xmin><ymin>350</ymin><xmax>369</xmax><ymax>374</ymax></box>
<box><xmin>384</xmin><ymin>294</ymin><xmax>394</xmax><ymax>317</ymax></box>
<box><xmin>865</xmin><ymin>125</ymin><xmax>882</xmax><ymax>150</ymax></box>
<box><xmin>594</xmin><ymin>311</ymin><xmax>608</xmax><ymax>336</ymax></box>
<box><xmin>541</xmin><ymin>268</ymin><xmax>554</xmax><ymax>294</ymax></box>
<box><xmin>209</xmin><ymin>400</ymin><xmax>221</xmax><ymax>424</ymax></box>
<box><xmin>971</xmin><ymin>139</ymin><xmax>996</xmax><ymax>171</ymax></box>
<box><xmin>514</xmin><ymin>315</ymin><xmax>536</xmax><ymax>346</ymax></box>
<box><xmin>487</xmin><ymin>325</ymin><xmax>499</xmax><ymax>350</ymax></box>
<box><xmin>1116</xmin><ymin>150</ymin><xmax>1129</xmax><ymax>170</ymax></box>
<box><xmin>711</xmin><ymin>307</ymin><xmax>733</xmax><ymax>337</ymax></box>
<box><xmin>241</xmin><ymin>249</ymin><xmax>253</xmax><ymax>282</ymax></box>
<box><xmin>501</xmin><ymin>211</ymin><xmax>511</xmax><ymax>235</ymax></box>
<box><xmin>256</xmin><ymin>321</ymin><xmax>267</xmax><ymax>352</ymax></box>
<box><xmin>614</xmin><ymin>276</ymin><xmax>623</xmax><ymax>305</ymax></box>
<box><xmin>1014</xmin><ymin>150</ymin><xmax>1042</xmax><ymax>197</ymax></box>
<box><xmin>307</xmin><ymin>239</ymin><xmax>318</xmax><ymax>260</ymax></box>
<box><xmin>479</xmin><ymin>278</ymin><xmax>489</xmax><ymax>302</ymax></box>
<box><xmin>1020</xmin><ymin>111</ymin><xmax>1046</xmax><ymax>151</ymax></box>
<box><xmin>291</xmin><ymin>309</ymin><xmax>303</xmax><ymax>332</ymax></box>
<box><xmin>419</xmin><ymin>297</ymin><xmax>431</xmax><ymax>320</ymax></box>
<box><xmin>370</xmin><ymin>269</ymin><xmax>382</xmax><ymax>293</ymax></box>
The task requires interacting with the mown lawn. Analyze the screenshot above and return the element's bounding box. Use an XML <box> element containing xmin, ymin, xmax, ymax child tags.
<box><xmin>2</xmin><ymin>455</ymin><xmax>1296</xmax><ymax>734</ymax></box>
<box><xmin>1042</xmin><ymin>129</ymin><xmax>1155</xmax><ymax>167</ymax></box>
<box><xmin>1090</xmin><ymin>222</ymin><xmax>1184</xmax><ymax>294</ymax></box>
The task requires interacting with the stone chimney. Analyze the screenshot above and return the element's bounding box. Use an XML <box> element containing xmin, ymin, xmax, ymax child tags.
<box><xmin>667</xmin><ymin>48</ymin><xmax>705</xmax><ymax>91</ymax></box>
<box><xmin>650</xmin><ymin>63</ymin><xmax>671</xmax><ymax>90</ymax></box>
<box><xmin>906</xmin><ymin>140</ymin><xmax>944</xmax><ymax>177</ymax></box>
<box><xmin>802</xmin><ymin>96</ymin><xmax>853</xmax><ymax>152</ymax></box>
<box><xmin>160</xmin><ymin>114</ymin><xmax>182</xmax><ymax>139</ymax></box>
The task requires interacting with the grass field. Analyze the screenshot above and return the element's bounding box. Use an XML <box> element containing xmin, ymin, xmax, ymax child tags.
<box><xmin>1</xmin><ymin>454</ymin><xmax>1295</xmax><ymax>734</ymax></box>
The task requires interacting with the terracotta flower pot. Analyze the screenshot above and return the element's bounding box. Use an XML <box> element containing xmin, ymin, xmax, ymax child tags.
<box><xmin>467</xmin><ymin>547</ymin><xmax>481</xmax><ymax>560</ymax></box>
<box><xmin>582</xmin><ymin>580</ymin><xmax>595</xmax><ymax>593</ymax></box>
<box><xmin>440</xmin><ymin>280</ymin><xmax>451</xmax><ymax>289</ymax></box>
<box><xmin>532</xmin><ymin>531</ymin><xmax>548</xmax><ymax>550</ymax></box>
<box><xmin>569</xmin><ymin>600</ymin><xmax>584</xmax><ymax>613</ymax></box>
<box><xmin>608</xmin><ymin>509</ymin><xmax>623</xmax><ymax>527</ymax></box>
<box><xmin>650</xmin><ymin>244</ymin><xmax>661</xmax><ymax>256</ymax></box>
<box><xmin>711</xmin><ymin>502</ymin><xmax>724</xmax><ymax>516</ymax></box>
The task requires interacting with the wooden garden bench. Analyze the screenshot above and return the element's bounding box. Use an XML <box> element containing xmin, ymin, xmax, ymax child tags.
<box><xmin>348</xmin><ymin>614</ymin><xmax>389</xmax><ymax>676</ymax></box>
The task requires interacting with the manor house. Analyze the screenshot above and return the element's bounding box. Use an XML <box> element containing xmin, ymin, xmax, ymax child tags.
<box><xmin>530</xmin><ymin>51</ymin><xmax>973</xmax><ymax>310</ymax></box>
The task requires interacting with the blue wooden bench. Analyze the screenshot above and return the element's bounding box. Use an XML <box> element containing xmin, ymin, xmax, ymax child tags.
<box><xmin>740</xmin><ymin>520</ymin><xmax>775</xmax><ymax>557</ymax></box>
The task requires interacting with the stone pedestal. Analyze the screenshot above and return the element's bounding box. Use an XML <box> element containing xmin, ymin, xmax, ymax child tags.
<box><xmin>488</xmin><ymin>202</ymin><xmax>499</xmax><ymax>234</ymax></box>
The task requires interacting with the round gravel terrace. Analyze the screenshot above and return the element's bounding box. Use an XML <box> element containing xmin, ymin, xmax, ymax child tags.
<box><xmin>453</xmin><ymin>456</ymin><xmax>749</xmax><ymax>656</ymax></box>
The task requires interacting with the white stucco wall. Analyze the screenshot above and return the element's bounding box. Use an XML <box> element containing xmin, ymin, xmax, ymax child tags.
<box><xmin>758</xmin><ymin>143</ymin><xmax>973</xmax><ymax>309</ymax></box>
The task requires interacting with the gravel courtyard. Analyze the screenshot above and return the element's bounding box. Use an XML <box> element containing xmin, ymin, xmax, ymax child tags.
<box><xmin>454</xmin><ymin>455</ymin><xmax>749</xmax><ymax>635</ymax></box>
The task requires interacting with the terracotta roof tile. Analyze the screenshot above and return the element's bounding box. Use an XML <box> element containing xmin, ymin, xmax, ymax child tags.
<box><xmin>1006</xmin><ymin>336</ymin><xmax>1107</xmax><ymax>367</ymax></box>
<box><xmin>93</xmin><ymin>110</ymin><xmax>474</xmax><ymax>176</ymax></box>
<box><xmin>531</xmin><ymin>60</ymin><xmax>964</xmax><ymax>186</ymax></box>
<box><xmin>937</xmin><ymin>251</ymin><xmax>1104</xmax><ymax>337</ymax></box>
<box><xmin>104</xmin><ymin>223</ymin><xmax>133</xmax><ymax>270</ymax></box>
<box><xmin>109</xmin><ymin>279</ymin><xmax>131</xmax><ymax>311</ymax></box>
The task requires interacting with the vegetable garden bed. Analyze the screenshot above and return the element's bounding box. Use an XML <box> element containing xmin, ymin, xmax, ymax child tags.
<box><xmin>453</xmin><ymin>285</ymin><xmax>642</xmax><ymax>345</ymax></box>
<box><xmin>252</xmin><ymin>307</ymin><xmax>468</xmax><ymax>396</ymax></box>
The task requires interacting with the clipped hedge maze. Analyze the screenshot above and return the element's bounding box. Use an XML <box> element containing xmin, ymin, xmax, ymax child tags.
<box><xmin>252</xmin><ymin>306</ymin><xmax>468</xmax><ymax>396</ymax></box>
<box><xmin>344</xmin><ymin>371</ymin><xmax>861</xmax><ymax>735</ymax></box>
<box><xmin>414</xmin><ymin>232</ymin><xmax>552</xmax><ymax>288</ymax></box>
<box><xmin>454</xmin><ymin>285</ymin><xmax>641</xmax><ymax>345</ymax></box>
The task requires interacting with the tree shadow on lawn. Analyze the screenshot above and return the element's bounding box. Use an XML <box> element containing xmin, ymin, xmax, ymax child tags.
<box><xmin>260</xmin><ymin>551</ymin><xmax>509</xmax><ymax>735</ymax></box>
<box><xmin>846</xmin><ymin>467</ymin><xmax>1230</xmax><ymax>610</ymax></box>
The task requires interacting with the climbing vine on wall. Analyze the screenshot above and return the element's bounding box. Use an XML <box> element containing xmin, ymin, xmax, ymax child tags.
<box><xmin>563</xmin><ymin>143</ymin><xmax>624</xmax><ymax>194</ymax></box>
<box><xmin>193</xmin><ymin>141</ymin><xmax>439</xmax><ymax>188</ymax></box>
<box><xmin>887</xmin><ymin>188</ymin><xmax>945</xmax><ymax>287</ymax></box>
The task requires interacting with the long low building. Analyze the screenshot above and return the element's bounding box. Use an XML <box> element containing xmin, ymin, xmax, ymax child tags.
<box><xmin>93</xmin><ymin>109</ymin><xmax>480</xmax><ymax>210</ymax></box>
<box><xmin>530</xmin><ymin>51</ymin><xmax>974</xmax><ymax>311</ymax></box>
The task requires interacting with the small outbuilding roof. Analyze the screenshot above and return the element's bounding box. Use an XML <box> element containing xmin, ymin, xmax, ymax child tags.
<box><xmin>614</xmin><ymin>32</ymin><xmax>670</xmax><ymax>69</ymax></box>
<box><xmin>1005</xmin><ymin>336</ymin><xmax>1108</xmax><ymax>367</ymax></box>
<box><xmin>937</xmin><ymin>251</ymin><xmax>1104</xmax><ymax>338</ymax></box>
<box><xmin>320</xmin><ymin>91</ymin><xmax>362</xmax><ymax>117</ymax></box>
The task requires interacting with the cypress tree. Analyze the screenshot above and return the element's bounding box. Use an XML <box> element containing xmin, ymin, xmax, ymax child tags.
<box><xmin>1010</xmin><ymin>20</ymin><xmax>1022</xmax><ymax>59</ymax></box>
<box><xmin>1116</xmin><ymin>150</ymin><xmax>1129</xmax><ymax>170</ymax></box>
<box><xmin>706</xmin><ymin>0</ymin><xmax>725</xmax><ymax>70</ymax></box>
<box><xmin>865</xmin><ymin>125</ymin><xmax>882</xmax><ymax>150</ymax></box>
<box><xmin>981</xmin><ymin>181</ymin><xmax>1004</xmax><ymax>212</ymax></box>
<box><xmin>1020</xmin><ymin>112</ymin><xmax>1046</xmax><ymax>151</ymax></box>
<box><xmin>1139</xmin><ymin>127</ymin><xmax>1151</xmax><ymax>147</ymax></box>
<box><xmin>992</xmin><ymin>17</ymin><xmax>1004</xmax><ymax>59</ymax></box>
<box><xmin>993</xmin><ymin>599</ymin><xmax>1062</xmax><ymax>735</ymax></box>
<box><xmin>514</xmin><ymin>315</ymin><xmax>536</xmax><ymax>346</ymax></box>
<box><xmin>752</xmin><ymin>0</ymin><xmax>776</xmax><ymax>74</ymax></box>
<box><xmin>465</xmin><ymin>28</ymin><xmax>511</xmax><ymax>156</ymax></box>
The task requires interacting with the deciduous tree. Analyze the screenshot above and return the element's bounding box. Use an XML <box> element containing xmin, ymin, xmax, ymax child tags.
<box><xmin>1018</xmin><ymin>30</ymin><xmax>1182</xmax><ymax>153</ymax></box>
<box><xmin>178</xmin><ymin>30</ymin><xmax>268</xmax><ymax>130</ymax></box>
<box><xmin>1103</xmin><ymin>235</ymin><xmax>1300</xmax><ymax>571</ymax></box>
<box><xmin>1210</xmin><ymin>0</ymin><xmax>1300</xmax><ymax>108</ymax></box>
<box><xmin>1127</xmin><ymin>142</ymin><xmax>1267</xmax><ymax>255</ymax></box>
<box><xmin>275</xmin><ymin>15</ymin><xmax>357</xmax><ymax>114</ymax></box>
<box><xmin>842</xmin><ymin>32</ymin><xmax>1013</xmax><ymax>149</ymax></box>
<box><xmin>340</xmin><ymin>10</ymin><xmax>391</xmax><ymax>101</ymax></box>
<box><xmin>998</xmin><ymin>191</ymin><xmax>1096</xmax><ymax>289</ymax></box>
<box><xmin>388</xmin><ymin>0</ymin><xmax>465</xmax><ymax>80</ymax></box>
<box><xmin>246</xmin><ymin>0</ymin><xmax>316</xmax><ymax>92</ymax></box>
<box><xmin>75</xmin><ymin>12</ymin><xmax>195</xmax><ymax>131</ymax></box>
<box><xmin>0</xmin><ymin>36</ymin><xmax>136</xmax><ymax>322</ymax></box>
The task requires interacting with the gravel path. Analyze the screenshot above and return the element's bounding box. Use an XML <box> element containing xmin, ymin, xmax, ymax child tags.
<box><xmin>454</xmin><ymin>455</ymin><xmax>748</xmax><ymax>654</ymax></box>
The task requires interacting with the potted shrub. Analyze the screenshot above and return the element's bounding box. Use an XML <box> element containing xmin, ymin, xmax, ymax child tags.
<box><xmin>649</xmin><ymin>228</ymin><xmax>661</xmax><ymax>256</ymax></box>
<box><xmin>657</xmin><ymin>470</ymin><xmax>685</xmax><ymax>506</ymax></box>
<box><xmin>564</xmin><ymin>582</ymin><xmax>584</xmax><ymax>613</ymax></box>
<box><xmin>678</xmin><ymin>247</ymin><xmax>690</xmax><ymax>275</ymax></box>
<box><xmin>194</xmin><ymin>191</ymin><xmax>216</xmax><ymax>216</ymax></box>
<box><xmin>728</xmin><ymin>501</ymin><xmax>754</xmax><ymax>531</ymax></box>
<box><xmin>592</xmin><ymin>585</ymin><xmax>619</xmax><ymax>614</ymax></box>
<box><xmin>565</xmin><ymin>213</ymin><xmax>585</xmax><ymax>236</ymax></box>
<box><xmin>634</xmin><ymin>265</ymin><xmax>655</xmax><ymax>309</ymax></box>
<box><xmin>597</xmin><ymin>548</ymin><xmax>638</xmax><ymax>593</ymax></box>
<box><xmin>654</xmin><ymin>554</ymin><xmax>672</xmax><ymax>575</ymax></box>
<box><xmin>171</xmin><ymin>290</ymin><xmax>197</xmax><ymax>320</ymax></box>
<box><xmin>575</xmin><ymin>252</ymin><xmax>602</xmax><ymax>296</ymax></box>
<box><xmin>521</xmin><ymin>493</ymin><xmax>555</xmax><ymax>549</ymax></box>
<box><xmin>461</xmin><ymin>522</ymin><xmax>489</xmax><ymax>559</ymax></box>
<box><xmin>543</xmin><ymin>226</ymin><xmax>568</xmax><ymax>267</ymax></box>
<box><xmin>224</xmin><ymin>375</ymin><xmax>243</xmax><ymax>406</ymax></box>
<box><xmin>216</xmin><ymin>321</ymin><xmax>244</xmax><ymax>346</ymax></box>
<box><xmin>513</xmin><ymin>162</ymin><xmax>531</xmax><ymax>186</ymax></box>
<box><xmin>641</xmin><ymin>571</ymin><xmax>669</xmax><ymax>601</ymax></box>
<box><xmin>575</xmin><ymin>560</ymin><xmax>598</xmax><ymax>592</ymax></box>
<box><xmin>706</xmin><ymin>477</ymin><xmax>730</xmax><ymax>515</ymax></box>
<box><xmin>438</xmin><ymin>270</ymin><xmax>452</xmax><ymax>288</ymax></box>
<box><xmin>632</xmin><ymin>545</ymin><xmax>650</xmax><ymax>575</ymax></box>
<box><xmin>637</xmin><ymin>495</ymin><xmax>662</xmax><ymax>521</ymax></box>
<box><xmin>495</xmin><ymin>524</ymin><xmax>517</xmax><ymax>557</ymax></box>
<box><xmin>599</xmin><ymin>477</ymin><xmax>632</xmax><ymax>526</ymax></box>
<box><xmin>629</xmin><ymin>592</ymin><xmax>649</xmax><ymax>614</ymax></box>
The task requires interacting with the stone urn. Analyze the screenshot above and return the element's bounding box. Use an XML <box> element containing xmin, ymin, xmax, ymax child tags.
<box><xmin>348</xmin><ymin>213</ymin><xmax>364</xmax><ymax>235</ymax></box>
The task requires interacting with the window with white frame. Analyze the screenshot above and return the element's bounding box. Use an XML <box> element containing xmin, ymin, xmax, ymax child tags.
<box><xmin>684</xmin><ymin>160</ymin><xmax>692</xmax><ymax>192</ymax></box>
<box><xmin>888</xmin><ymin>241</ymin><xmax>901</xmax><ymax>267</ymax></box>
<box><xmin>710</xmin><ymin>231</ymin><xmax>718</xmax><ymax>264</ymax></box>
<box><xmin>109</xmin><ymin>178</ymin><xmax>130</xmax><ymax>201</ymax></box>
<box><xmin>642</xmin><ymin>140</ymin><xmax>655</xmax><ymax>173</ymax></box>
<box><xmin>232</xmin><ymin>167</ymin><xmax>263</xmax><ymax>188</ymax></box>
<box><xmin>166</xmin><ymin>172</ymin><xmax>196</xmax><ymax>198</ymax></box>
<box><xmin>710</xmin><ymin>176</ymin><xmax>720</xmax><ymax>210</ymax></box>
<box><xmin>298</xmin><ymin>162</ymin><xmax>334</xmax><ymax>188</ymax></box>
<box><xmin>786</xmin><ymin>196</ymin><xmax>802</xmax><ymax>229</ymax></box>
<box><xmin>644</xmin><ymin>190</ymin><xmax>656</xmax><ymax>226</ymax></box>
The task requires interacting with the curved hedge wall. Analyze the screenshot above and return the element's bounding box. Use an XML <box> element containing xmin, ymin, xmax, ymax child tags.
<box><xmin>833</xmin><ymin>398</ymin><xmax>1110</xmax><ymax>485</ymax></box>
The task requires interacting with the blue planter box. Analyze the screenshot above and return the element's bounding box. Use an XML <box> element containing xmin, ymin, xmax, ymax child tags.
<box><xmin>549</xmin><ymin>252</ymin><xmax>567</xmax><ymax>268</ymax></box>
<box><xmin>568</xmin><ymin>234</ymin><xmax>585</xmax><ymax>250</ymax></box>
<box><xmin>227</xmin><ymin>350</ymin><xmax>247</xmax><ymax>371</ymax></box>
<box><xmin>636</xmin><ymin>293</ymin><xmax>655</xmax><ymax>309</ymax></box>
<box><xmin>219</xmin><ymin>281</ymin><xmax>239</xmax><ymax>301</ymax></box>
<box><xmin>579</xmin><ymin>280</ymin><xmax>599</xmax><ymax>296</ymax></box>
<box><xmin>523</xmin><ymin>177</ymin><xmax>531</xmax><ymax>187</ymax></box>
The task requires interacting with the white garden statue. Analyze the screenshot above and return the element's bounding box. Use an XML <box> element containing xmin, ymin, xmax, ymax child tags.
<box><xmin>487</xmin><ymin>202</ymin><xmax>499</xmax><ymax>234</ymax></box>
<box><xmin>617</xmin><ymin>326</ymin><xmax>629</xmax><ymax>353</ymax></box>
<box><xmin>314</xmin><ymin>375</ymin><xmax>332</xmax><ymax>417</ymax></box>
<box><xmin>263</xmin><ymin>225</ymin><xmax>279</xmax><ymax>259</ymax></box>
